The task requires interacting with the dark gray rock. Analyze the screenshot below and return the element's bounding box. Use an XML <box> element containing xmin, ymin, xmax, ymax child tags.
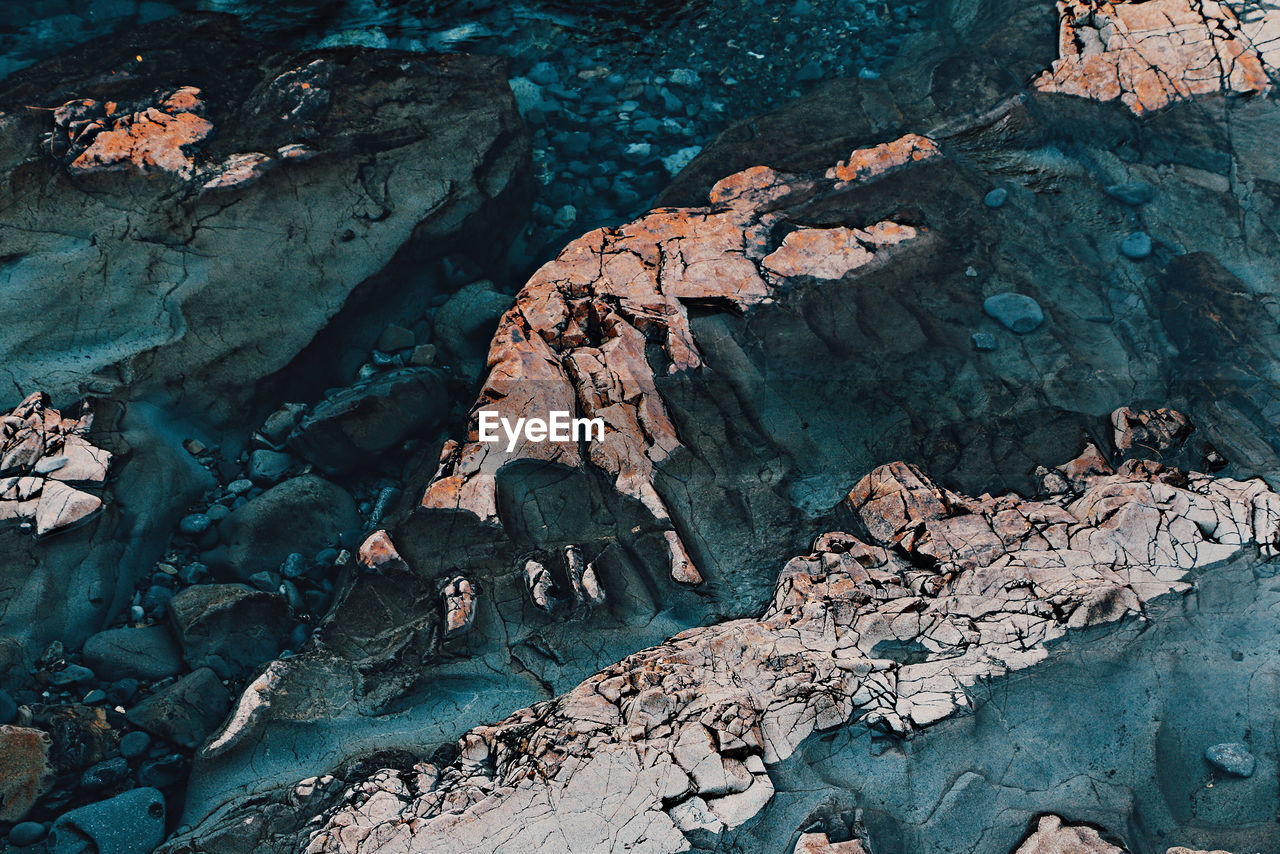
<box><xmin>376</xmin><ymin>324</ymin><xmax>415</xmax><ymax>353</ymax></box>
<box><xmin>48</xmin><ymin>787</ymin><xmax>164</xmax><ymax>854</ymax></box>
<box><xmin>983</xmin><ymin>293</ymin><xmax>1044</xmax><ymax>334</ymax></box>
<box><xmin>1206</xmin><ymin>742</ymin><xmax>1255</xmax><ymax>777</ymax></box>
<box><xmin>8</xmin><ymin>821</ymin><xmax>45</xmax><ymax>847</ymax></box>
<box><xmin>119</xmin><ymin>731</ymin><xmax>151</xmax><ymax>759</ymax></box>
<box><xmin>287</xmin><ymin>369</ymin><xmax>448</xmax><ymax>476</ymax></box>
<box><xmin>80</xmin><ymin>756</ymin><xmax>129</xmax><ymax>790</ymax></box>
<box><xmin>432</xmin><ymin>281</ymin><xmax>515</xmax><ymax>382</ymax></box>
<box><xmin>178</xmin><ymin>514</ymin><xmax>212</xmax><ymax>537</ymax></box>
<box><xmin>209</xmin><ymin>475</ymin><xmax>358</xmax><ymax>581</ymax></box>
<box><xmin>971</xmin><ymin>332</ymin><xmax>997</xmax><ymax>351</ymax></box>
<box><xmin>247</xmin><ymin>450</ymin><xmax>294</xmax><ymax>486</ymax></box>
<box><xmin>82</xmin><ymin>626</ymin><xmax>183</xmax><ymax>682</ymax></box>
<box><xmin>126</xmin><ymin>667</ymin><xmax>231</xmax><ymax>749</ymax></box>
<box><xmin>169</xmin><ymin>584</ymin><xmax>290</xmax><ymax>680</ymax></box>
<box><xmin>48</xmin><ymin>664</ymin><xmax>95</xmax><ymax>686</ymax></box>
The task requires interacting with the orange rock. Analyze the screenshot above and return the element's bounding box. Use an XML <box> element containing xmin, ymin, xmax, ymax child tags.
<box><xmin>0</xmin><ymin>725</ymin><xmax>53</xmax><ymax>821</ymax></box>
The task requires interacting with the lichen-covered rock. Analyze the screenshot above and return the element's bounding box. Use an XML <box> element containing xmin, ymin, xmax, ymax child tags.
<box><xmin>0</xmin><ymin>724</ymin><xmax>53</xmax><ymax>821</ymax></box>
<box><xmin>291</xmin><ymin>443</ymin><xmax>1279</xmax><ymax>853</ymax></box>
<box><xmin>1033</xmin><ymin>0</ymin><xmax>1269</xmax><ymax>113</ymax></box>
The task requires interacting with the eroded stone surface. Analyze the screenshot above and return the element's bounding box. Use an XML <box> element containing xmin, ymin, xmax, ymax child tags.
<box><xmin>1034</xmin><ymin>0</ymin><xmax>1270</xmax><ymax>113</ymax></box>
<box><xmin>415</xmin><ymin>134</ymin><xmax>931</xmax><ymax>585</ymax></box>
<box><xmin>0</xmin><ymin>392</ymin><xmax>110</xmax><ymax>538</ymax></box>
<box><xmin>1011</xmin><ymin>815</ymin><xmax>1124</xmax><ymax>853</ymax></box>
<box><xmin>301</xmin><ymin>443</ymin><xmax>1279</xmax><ymax>853</ymax></box>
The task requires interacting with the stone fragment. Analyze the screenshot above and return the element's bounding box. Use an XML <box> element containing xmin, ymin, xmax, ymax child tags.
<box><xmin>0</xmin><ymin>725</ymin><xmax>53</xmax><ymax>820</ymax></box>
<box><xmin>983</xmin><ymin>293</ymin><xmax>1045</xmax><ymax>333</ymax></box>
<box><xmin>8</xmin><ymin>821</ymin><xmax>46</xmax><ymax>847</ymax></box>
<box><xmin>1205</xmin><ymin>742</ymin><xmax>1255</xmax><ymax>777</ymax></box>
<box><xmin>525</xmin><ymin>559</ymin><xmax>553</xmax><ymax>611</ymax></box>
<box><xmin>442</xmin><ymin>577</ymin><xmax>477</xmax><ymax>638</ymax></box>
<box><xmin>126</xmin><ymin>667</ymin><xmax>232</xmax><ymax>749</ymax></box>
<box><xmin>48</xmin><ymin>787</ymin><xmax>165</xmax><ymax>854</ymax></box>
<box><xmin>248</xmin><ymin>450</ymin><xmax>294</xmax><ymax>485</ymax></box>
<box><xmin>972</xmin><ymin>332</ymin><xmax>997</xmax><ymax>351</ymax></box>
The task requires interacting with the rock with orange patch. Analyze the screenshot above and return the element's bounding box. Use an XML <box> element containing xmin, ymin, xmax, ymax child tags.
<box><xmin>0</xmin><ymin>725</ymin><xmax>54</xmax><ymax>821</ymax></box>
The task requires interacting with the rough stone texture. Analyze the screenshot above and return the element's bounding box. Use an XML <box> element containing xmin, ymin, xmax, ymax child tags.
<box><xmin>82</xmin><ymin>625</ymin><xmax>183</xmax><ymax>681</ymax></box>
<box><xmin>285</xmin><ymin>444</ymin><xmax>1279</xmax><ymax>853</ymax></box>
<box><xmin>0</xmin><ymin>13</ymin><xmax>531</xmax><ymax>420</ymax></box>
<box><xmin>48</xmin><ymin>786</ymin><xmax>166</xmax><ymax>854</ymax></box>
<box><xmin>1033</xmin><ymin>0</ymin><xmax>1269</xmax><ymax>114</ymax></box>
<box><xmin>126</xmin><ymin>667</ymin><xmax>232</xmax><ymax>750</ymax></box>
<box><xmin>1011</xmin><ymin>815</ymin><xmax>1124</xmax><ymax>853</ymax></box>
<box><xmin>169</xmin><ymin>584</ymin><xmax>292</xmax><ymax>680</ymax></box>
<box><xmin>0</xmin><ymin>725</ymin><xmax>53</xmax><ymax>821</ymax></box>
<box><xmin>0</xmin><ymin>392</ymin><xmax>110</xmax><ymax>538</ymax></box>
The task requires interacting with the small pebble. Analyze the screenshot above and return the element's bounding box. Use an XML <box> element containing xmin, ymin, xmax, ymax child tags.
<box><xmin>130</xmin><ymin>605</ymin><xmax>146</xmax><ymax>622</ymax></box>
<box><xmin>178</xmin><ymin>514</ymin><xmax>212</xmax><ymax>536</ymax></box>
<box><xmin>1120</xmin><ymin>231</ymin><xmax>1152</xmax><ymax>259</ymax></box>
<box><xmin>228</xmin><ymin>479</ymin><xmax>253</xmax><ymax>495</ymax></box>
<box><xmin>971</xmin><ymin>332</ymin><xmax>997</xmax><ymax>351</ymax></box>
<box><xmin>983</xmin><ymin>292</ymin><xmax>1044</xmax><ymax>334</ymax></box>
<box><xmin>8</xmin><ymin>821</ymin><xmax>46</xmax><ymax>847</ymax></box>
<box><xmin>983</xmin><ymin>187</ymin><xmax>1008</xmax><ymax>209</ymax></box>
<box><xmin>120</xmin><ymin>731</ymin><xmax>152</xmax><ymax>759</ymax></box>
<box><xmin>49</xmin><ymin>664</ymin><xmax>95</xmax><ymax>686</ymax></box>
<box><xmin>280</xmin><ymin>553</ymin><xmax>308</xmax><ymax>579</ymax></box>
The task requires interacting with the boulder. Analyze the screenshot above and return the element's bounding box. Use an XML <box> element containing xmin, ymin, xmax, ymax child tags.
<box><xmin>126</xmin><ymin>667</ymin><xmax>231</xmax><ymax>749</ymax></box>
<box><xmin>48</xmin><ymin>787</ymin><xmax>165</xmax><ymax>854</ymax></box>
<box><xmin>169</xmin><ymin>584</ymin><xmax>291</xmax><ymax>680</ymax></box>
<box><xmin>82</xmin><ymin>625</ymin><xmax>183</xmax><ymax>681</ymax></box>
<box><xmin>209</xmin><ymin>475</ymin><xmax>358</xmax><ymax>581</ymax></box>
<box><xmin>0</xmin><ymin>13</ymin><xmax>531</xmax><ymax>421</ymax></box>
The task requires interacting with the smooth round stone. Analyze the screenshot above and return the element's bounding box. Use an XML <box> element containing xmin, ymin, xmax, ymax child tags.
<box><xmin>178</xmin><ymin>514</ymin><xmax>212</xmax><ymax>536</ymax></box>
<box><xmin>315</xmin><ymin>547</ymin><xmax>339</xmax><ymax>566</ymax></box>
<box><xmin>1120</xmin><ymin>231</ymin><xmax>1152</xmax><ymax>259</ymax></box>
<box><xmin>9</xmin><ymin>821</ymin><xmax>46</xmax><ymax>847</ymax></box>
<box><xmin>983</xmin><ymin>187</ymin><xmax>1008</xmax><ymax>209</ymax></box>
<box><xmin>971</xmin><ymin>332</ymin><xmax>997</xmax><ymax>351</ymax></box>
<box><xmin>120</xmin><ymin>731</ymin><xmax>151</xmax><ymax>759</ymax></box>
<box><xmin>129</xmin><ymin>605</ymin><xmax>146</xmax><ymax>622</ymax></box>
<box><xmin>227</xmin><ymin>479</ymin><xmax>253</xmax><ymax>496</ymax></box>
<box><xmin>205</xmin><ymin>504</ymin><xmax>230</xmax><ymax>523</ymax></box>
<box><xmin>1205</xmin><ymin>742</ymin><xmax>1255</xmax><ymax>777</ymax></box>
<box><xmin>983</xmin><ymin>293</ymin><xmax>1044</xmax><ymax>334</ymax></box>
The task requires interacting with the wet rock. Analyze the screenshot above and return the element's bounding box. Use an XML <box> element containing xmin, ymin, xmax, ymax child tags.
<box><xmin>126</xmin><ymin>667</ymin><xmax>231</xmax><ymax>749</ymax></box>
<box><xmin>983</xmin><ymin>187</ymin><xmax>1007</xmax><ymax>208</ymax></box>
<box><xmin>287</xmin><ymin>368</ymin><xmax>448</xmax><ymax>476</ymax></box>
<box><xmin>1011</xmin><ymin>815</ymin><xmax>1123</xmax><ymax>853</ymax></box>
<box><xmin>48</xmin><ymin>786</ymin><xmax>165</xmax><ymax>854</ymax></box>
<box><xmin>983</xmin><ymin>293</ymin><xmax>1044</xmax><ymax>334</ymax></box>
<box><xmin>971</xmin><ymin>332</ymin><xmax>997</xmax><ymax>351</ymax></box>
<box><xmin>0</xmin><ymin>14</ymin><xmax>532</xmax><ymax>418</ymax></box>
<box><xmin>1205</xmin><ymin>742</ymin><xmax>1255</xmax><ymax>777</ymax></box>
<box><xmin>82</xmin><ymin>626</ymin><xmax>183</xmax><ymax>682</ymax></box>
<box><xmin>1120</xmin><ymin>232</ymin><xmax>1153</xmax><ymax>260</ymax></box>
<box><xmin>210</xmin><ymin>475</ymin><xmax>358</xmax><ymax>582</ymax></box>
<box><xmin>0</xmin><ymin>725</ymin><xmax>53</xmax><ymax>820</ymax></box>
<box><xmin>48</xmin><ymin>664</ymin><xmax>96</xmax><ymax>686</ymax></box>
<box><xmin>169</xmin><ymin>584</ymin><xmax>291</xmax><ymax>680</ymax></box>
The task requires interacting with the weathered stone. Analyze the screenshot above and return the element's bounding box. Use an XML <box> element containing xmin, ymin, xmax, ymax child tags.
<box><xmin>0</xmin><ymin>725</ymin><xmax>53</xmax><ymax>821</ymax></box>
<box><xmin>1012</xmin><ymin>815</ymin><xmax>1124</xmax><ymax>853</ymax></box>
<box><xmin>126</xmin><ymin>667</ymin><xmax>232</xmax><ymax>749</ymax></box>
<box><xmin>287</xmin><ymin>368</ymin><xmax>448</xmax><ymax>475</ymax></box>
<box><xmin>983</xmin><ymin>293</ymin><xmax>1045</xmax><ymax>333</ymax></box>
<box><xmin>1111</xmin><ymin>407</ymin><xmax>1193</xmax><ymax>456</ymax></box>
<box><xmin>1121</xmin><ymin>231</ymin><xmax>1153</xmax><ymax>259</ymax></box>
<box><xmin>82</xmin><ymin>625</ymin><xmax>183</xmax><ymax>681</ymax></box>
<box><xmin>169</xmin><ymin>584</ymin><xmax>290</xmax><ymax>680</ymax></box>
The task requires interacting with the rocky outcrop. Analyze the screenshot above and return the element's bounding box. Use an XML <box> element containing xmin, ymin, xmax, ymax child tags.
<box><xmin>251</xmin><ymin>438</ymin><xmax>1278</xmax><ymax>853</ymax></box>
<box><xmin>1033</xmin><ymin>0</ymin><xmax>1269</xmax><ymax>114</ymax></box>
<box><xmin>0</xmin><ymin>393</ymin><xmax>110</xmax><ymax>538</ymax></box>
<box><xmin>0</xmin><ymin>13</ymin><xmax>530</xmax><ymax>418</ymax></box>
